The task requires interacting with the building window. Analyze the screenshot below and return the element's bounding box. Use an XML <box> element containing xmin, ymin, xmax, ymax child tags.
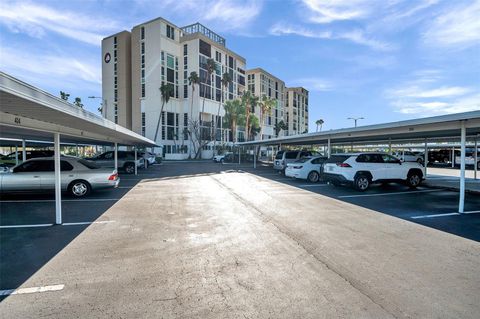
<box><xmin>199</xmin><ymin>39</ymin><xmax>211</xmax><ymax>57</ymax></box>
<box><xmin>113</xmin><ymin>36</ymin><xmax>117</xmax><ymax>45</ymax></box>
<box><xmin>183</xmin><ymin>44</ymin><xmax>187</xmax><ymax>56</ymax></box>
<box><xmin>141</xmin><ymin>83</ymin><xmax>145</xmax><ymax>98</ymax></box>
<box><xmin>161</xmin><ymin>111</ymin><xmax>166</xmax><ymax>140</ymax></box>
<box><xmin>141</xmin><ymin>27</ymin><xmax>145</xmax><ymax>40</ymax></box>
<box><xmin>141</xmin><ymin>112</ymin><xmax>146</xmax><ymax>136</ymax></box>
<box><xmin>184</xmin><ymin>85</ymin><xmax>188</xmax><ymax>98</ymax></box>
<box><xmin>166</xmin><ymin>25</ymin><xmax>175</xmax><ymax>40</ymax></box>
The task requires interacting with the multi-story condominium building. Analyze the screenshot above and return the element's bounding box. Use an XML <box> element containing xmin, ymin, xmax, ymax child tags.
<box><xmin>285</xmin><ymin>87</ymin><xmax>309</xmax><ymax>135</ymax></box>
<box><xmin>102</xmin><ymin>31</ymin><xmax>132</xmax><ymax>130</ymax></box>
<box><xmin>102</xmin><ymin>18</ymin><xmax>246</xmax><ymax>159</ymax></box>
<box><xmin>246</xmin><ymin>68</ymin><xmax>286</xmax><ymax>140</ymax></box>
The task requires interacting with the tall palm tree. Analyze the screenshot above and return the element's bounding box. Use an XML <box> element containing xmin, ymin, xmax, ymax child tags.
<box><xmin>153</xmin><ymin>83</ymin><xmax>174</xmax><ymax>143</ymax></box>
<box><xmin>248</xmin><ymin>114</ymin><xmax>260</xmax><ymax>139</ymax></box>
<box><xmin>188</xmin><ymin>71</ymin><xmax>199</xmax><ymax>121</ymax></box>
<box><xmin>200</xmin><ymin>58</ymin><xmax>217</xmax><ymax>121</ymax></box>
<box><xmin>213</xmin><ymin>72</ymin><xmax>232</xmax><ymax>154</ymax></box>
<box><xmin>187</xmin><ymin>71</ymin><xmax>200</xmax><ymax>158</ymax></box>
<box><xmin>258</xmin><ymin>95</ymin><xmax>276</xmax><ymax>140</ymax></box>
<box><xmin>315</xmin><ymin>119</ymin><xmax>324</xmax><ymax>132</ymax></box>
<box><xmin>241</xmin><ymin>91</ymin><xmax>258</xmax><ymax>141</ymax></box>
<box><xmin>223</xmin><ymin>99</ymin><xmax>244</xmax><ymax>143</ymax></box>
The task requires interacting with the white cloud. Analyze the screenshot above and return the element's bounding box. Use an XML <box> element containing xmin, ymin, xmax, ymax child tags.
<box><xmin>0</xmin><ymin>47</ymin><xmax>101</xmax><ymax>86</ymax></box>
<box><xmin>290</xmin><ymin>77</ymin><xmax>333</xmax><ymax>92</ymax></box>
<box><xmin>269</xmin><ymin>23</ymin><xmax>393</xmax><ymax>51</ymax></box>
<box><xmin>423</xmin><ymin>1</ymin><xmax>480</xmax><ymax>49</ymax></box>
<box><xmin>301</xmin><ymin>0</ymin><xmax>372</xmax><ymax>24</ymax></box>
<box><xmin>0</xmin><ymin>1</ymin><xmax>120</xmax><ymax>46</ymax></box>
<box><xmin>393</xmin><ymin>94</ymin><xmax>480</xmax><ymax>115</ymax></box>
<box><xmin>203</xmin><ymin>0</ymin><xmax>262</xmax><ymax>30</ymax></box>
<box><xmin>388</xmin><ymin>86</ymin><xmax>472</xmax><ymax>99</ymax></box>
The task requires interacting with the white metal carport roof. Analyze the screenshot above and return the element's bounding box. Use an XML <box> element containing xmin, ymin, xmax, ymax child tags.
<box><xmin>0</xmin><ymin>72</ymin><xmax>156</xmax><ymax>147</ymax></box>
<box><xmin>0</xmin><ymin>71</ymin><xmax>156</xmax><ymax>226</ymax></box>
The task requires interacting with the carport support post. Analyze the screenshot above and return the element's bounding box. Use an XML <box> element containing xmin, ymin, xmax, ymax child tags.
<box><xmin>114</xmin><ymin>142</ymin><xmax>118</xmax><ymax>171</ymax></box>
<box><xmin>15</xmin><ymin>145</ymin><xmax>18</xmax><ymax>165</ymax></box>
<box><xmin>474</xmin><ymin>139</ymin><xmax>477</xmax><ymax>179</ymax></box>
<box><xmin>238</xmin><ymin>146</ymin><xmax>241</xmax><ymax>165</ymax></box>
<box><xmin>424</xmin><ymin>139</ymin><xmax>428</xmax><ymax>176</ymax></box>
<box><xmin>388</xmin><ymin>139</ymin><xmax>392</xmax><ymax>155</ymax></box>
<box><xmin>452</xmin><ymin>147</ymin><xmax>455</xmax><ymax>167</ymax></box>
<box><xmin>459</xmin><ymin>121</ymin><xmax>466</xmax><ymax>213</ymax></box>
<box><xmin>327</xmin><ymin>138</ymin><xmax>331</xmax><ymax>158</ymax></box>
<box><xmin>253</xmin><ymin>146</ymin><xmax>257</xmax><ymax>169</ymax></box>
<box><xmin>22</xmin><ymin>139</ymin><xmax>26</xmax><ymax>162</ymax></box>
<box><xmin>134</xmin><ymin>146</ymin><xmax>138</xmax><ymax>175</ymax></box>
<box><xmin>54</xmin><ymin>133</ymin><xmax>62</xmax><ymax>225</ymax></box>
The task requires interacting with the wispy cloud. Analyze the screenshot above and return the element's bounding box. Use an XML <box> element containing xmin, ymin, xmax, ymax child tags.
<box><xmin>423</xmin><ymin>1</ymin><xmax>480</xmax><ymax>49</ymax></box>
<box><xmin>270</xmin><ymin>23</ymin><xmax>394</xmax><ymax>51</ymax></box>
<box><xmin>290</xmin><ymin>78</ymin><xmax>333</xmax><ymax>92</ymax></box>
<box><xmin>301</xmin><ymin>0</ymin><xmax>372</xmax><ymax>24</ymax></box>
<box><xmin>0</xmin><ymin>1</ymin><xmax>120</xmax><ymax>46</ymax></box>
<box><xmin>386</xmin><ymin>70</ymin><xmax>479</xmax><ymax>115</ymax></box>
<box><xmin>203</xmin><ymin>0</ymin><xmax>262</xmax><ymax>30</ymax></box>
<box><xmin>0</xmin><ymin>46</ymin><xmax>101</xmax><ymax>86</ymax></box>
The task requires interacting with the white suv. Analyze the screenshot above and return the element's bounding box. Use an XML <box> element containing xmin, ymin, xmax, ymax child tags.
<box><xmin>323</xmin><ymin>153</ymin><xmax>425</xmax><ymax>191</ymax></box>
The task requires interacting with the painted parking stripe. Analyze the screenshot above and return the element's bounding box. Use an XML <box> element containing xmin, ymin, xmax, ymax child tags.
<box><xmin>62</xmin><ymin>220</ymin><xmax>115</xmax><ymax>226</ymax></box>
<box><xmin>297</xmin><ymin>184</ymin><xmax>330</xmax><ymax>187</ymax></box>
<box><xmin>0</xmin><ymin>284</ymin><xmax>64</xmax><ymax>296</ymax></box>
<box><xmin>0</xmin><ymin>198</ymin><xmax>120</xmax><ymax>203</ymax></box>
<box><xmin>338</xmin><ymin>189</ymin><xmax>443</xmax><ymax>198</ymax></box>
<box><xmin>0</xmin><ymin>223</ymin><xmax>53</xmax><ymax>229</ymax></box>
<box><xmin>411</xmin><ymin>210</ymin><xmax>480</xmax><ymax>219</ymax></box>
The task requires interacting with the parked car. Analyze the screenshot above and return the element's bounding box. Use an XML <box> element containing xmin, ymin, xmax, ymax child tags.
<box><xmin>213</xmin><ymin>152</ymin><xmax>233</xmax><ymax>163</ymax></box>
<box><xmin>139</xmin><ymin>151</ymin><xmax>156</xmax><ymax>167</ymax></box>
<box><xmin>0</xmin><ymin>157</ymin><xmax>119</xmax><ymax>197</ymax></box>
<box><xmin>323</xmin><ymin>152</ymin><xmax>424</xmax><ymax>191</ymax></box>
<box><xmin>285</xmin><ymin>156</ymin><xmax>328</xmax><ymax>182</ymax></box>
<box><xmin>455</xmin><ymin>150</ymin><xmax>479</xmax><ymax>169</ymax></box>
<box><xmin>393</xmin><ymin>150</ymin><xmax>424</xmax><ymax>164</ymax></box>
<box><xmin>0</xmin><ymin>150</ymin><xmax>54</xmax><ymax>165</ymax></box>
<box><xmin>87</xmin><ymin>151</ymin><xmax>144</xmax><ymax>174</ymax></box>
<box><xmin>274</xmin><ymin>150</ymin><xmax>316</xmax><ymax>173</ymax></box>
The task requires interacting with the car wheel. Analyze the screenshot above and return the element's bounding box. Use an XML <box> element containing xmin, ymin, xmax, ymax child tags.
<box><xmin>354</xmin><ymin>174</ymin><xmax>370</xmax><ymax>191</ymax></box>
<box><xmin>68</xmin><ymin>180</ymin><xmax>91</xmax><ymax>198</ymax></box>
<box><xmin>124</xmin><ymin>163</ymin><xmax>135</xmax><ymax>174</ymax></box>
<box><xmin>220</xmin><ymin>158</ymin><xmax>225</xmax><ymax>163</ymax></box>
<box><xmin>443</xmin><ymin>157</ymin><xmax>449</xmax><ymax>164</ymax></box>
<box><xmin>407</xmin><ymin>172</ymin><xmax>422</xmax><ymax>188</ymax></box>
<box><xmin>307</xmin><ymin>171</ymin><xmax>320</xmax><ymax>183</ymax></box>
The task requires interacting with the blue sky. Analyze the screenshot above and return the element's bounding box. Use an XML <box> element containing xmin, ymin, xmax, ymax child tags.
<box><xmin>1</xmin><ymin>0</ymin><xmax>479</xmax><ymax>131</ymax></box>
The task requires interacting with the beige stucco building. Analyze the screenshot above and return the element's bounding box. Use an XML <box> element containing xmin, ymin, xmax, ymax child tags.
<box><xmin>285</xmin><ymin>87</ymin><xmax>309</xmax><ymax>135</ymax></box>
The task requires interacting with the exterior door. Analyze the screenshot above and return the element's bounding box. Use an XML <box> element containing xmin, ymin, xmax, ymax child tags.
<box><xmin>380</xmin><ymin>154</ymin><xmax>404</xmax><ymax>179</ymax></box>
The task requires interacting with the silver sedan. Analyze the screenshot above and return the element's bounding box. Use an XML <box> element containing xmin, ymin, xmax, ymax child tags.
<box><xmin>0</xmin><ymin>156</ymin><xmax>120</xmax><ymax>197</ymax></box>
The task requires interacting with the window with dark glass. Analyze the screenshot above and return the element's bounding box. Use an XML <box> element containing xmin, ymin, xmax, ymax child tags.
<box><xmin>228</xmin><ymin>56</ymin><xmax>234</xmax><ymax>68</ymax></box>
<box><xmin>199</xmin><ymin>39</ymin><xmax>211</xmax><ymax>57</ymax></box>
<box><xmin>183</xmin><ymin>44</ymin><xmax>187</xmax><ymax>55</ymax></box>
<box><xmin>141</xmin><ymin>27</ymin><xmax>145</xmax><ymax>40</ymax></box>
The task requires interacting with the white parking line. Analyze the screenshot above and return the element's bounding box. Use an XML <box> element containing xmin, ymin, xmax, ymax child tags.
<box><xmin>0</xmin><ymin>223</ymin><xmax>53</xmax><ymax>229</ymax></box>
<box><xmin>298</xmin><ymin>184</ymin><xmax>329</xmax><ymax>187</ymax></box>
<box><xmin>0</xmin><ymin>284</ymin><xmax>64</xmax><ymax>296</ymax></box>
<box><xmin>117</xmin><ymin>186</ymin><xmax>134</xmax><ymax>189</ymax></box>
<box><xmin>338</xmin><ymin>189</ymin><xmax>443</xmax><ymax>198</ymax></box>
<box><xmin>0</xmin><ymin>198</ymin><xmax>120</xmax><ymax>203</ymax></box>
<box><xmin>62</xmin><ymin>220</ymin><xmax>115</xmax><ymax>226</ymax></box>
<box><xmin>411</xmin><ymin>210</ymin><xmax>480</xmax><ymax>219</ymax></box>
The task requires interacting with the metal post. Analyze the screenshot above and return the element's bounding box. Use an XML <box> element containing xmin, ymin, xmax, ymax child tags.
<box><xmin>388</xmin><ymin>139</ymin><xmax>392</xmax><ymax>155</ymax></box>
<box><xmin>114</xmin><ymin>142</ymin><xmax>118</xmax><ymax>170</ymax></box>
<box><xmin>134</xmin><ymin>146</ymin><xmax>138</xmax><ymax>175</ymax></box>
<box><xmin>327</xmin><ymin>138</ymin><xmax>331</xmax><ymax>158</ymax></box>
<box><xmin>459</xmin><ymin>121</ymin><xmax>466</xmax><ymax>213</ymax></box>
<box><xmin>253</xmin><ymin>146</ymin><xmax>257</xmax><ymax>169</ymax></box>
<box><xmin>15</xmin><ymin>145</ymin><xmax>18</xmax><ymax>165</ymax></box>
<box><xmin>474</xmin><ymin>139</ymin><xmax>478</xmax><ymax>180</ymax></box>
<box><xmin>238</xmin><ymin>146</ymin><xmax>241</xmax><ymax>165</ymax></box>
<box><xmin>76</xmin><ymin>144</ymin><xmax>79</xmax><ymax>157</ymax></box>
<box><xmin>452</xmin><ymin>146</ymin><xmax>455</xmax><ymax>167</ymax></box>
<box><xmin>54</xmin><ymin>133</ymin><xmax>62</xmax><ymax>225</ymax></box>
<box><xmin>424</xmin><ymin>139</ymin><xmax>428</xmax><ymax>176</ymax></box>
<box><xmin>22</xmin><ymin>139</ymin><xmax>26</xmax><ymax>162</ymax></box>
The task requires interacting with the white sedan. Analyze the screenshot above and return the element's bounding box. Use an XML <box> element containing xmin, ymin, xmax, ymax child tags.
<box><xmin>213</xmin><ymin>152</ymin><xmax>232</xmax><ymax>163</ymax></box>
<box><xmin>285</xmin><ymin>156</ymin><xmax>328</xmax><ymax>183</ymax></box>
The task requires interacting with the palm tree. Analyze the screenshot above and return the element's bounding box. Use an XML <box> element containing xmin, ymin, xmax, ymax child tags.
<box><xmin>188</xmin><ymin>71</ymin><xmax>199</xmax><ymax>120</ymax></box>
<box><xmin>241</xmin><ymin>91</ymin><xmax>258</xmax><ymax>141</ymax></box>
<box><xmin>200</xmin><ymin>58</ymin><xmax>216</xmax><ymax>121</ymax></box>
<box><xmin>153</xmin><ymin>83</ymin><xmax>174</xmax><ymax>143</ymax></box>
<box><xmin>213</xmin><ymin>72</ymin><xmax>232</xmax><ymax>154</ymax></box>
<box><xmin>223</xmin><ymin>99</ymin><xmax>245</xmax><ymax>143</ymax></box>
<box><xmin>315</xmin><ymin>119</ymin><xmax>324</xmax><ymax>132</ymax></box>
<box><xmin>274</xmin><ymin>120</ymin><xmax>288</xmax><ymax>136</ymax></box>
<box><xmin>73</xmin><ymin>97</ymin><xmax>83</xmax><ymax>108</ymax></box>
<box><xmin>60</xmin><ymin>91</ymin><xmax>70</xmax><ymax>101</ymax></box>
<box><xmin>248</xmin><ymin>114</ymin><xmax>260</xmax><ymax>139</ymax></box>
<box><xmin>258</xmin><ymin>95</ymin><xmax>276</xmax><ymax>140</ymax></box>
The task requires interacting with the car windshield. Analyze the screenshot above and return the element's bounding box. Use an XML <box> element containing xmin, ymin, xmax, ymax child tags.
<box><xmin>78</xmin><ymin>159</ymin><xmax>100</xmax><ymax>169</ymax></box>
<box><xmin>275</xmin><ymin>151</ymin><xmax>284</xmax><ymax>159</ymax></box>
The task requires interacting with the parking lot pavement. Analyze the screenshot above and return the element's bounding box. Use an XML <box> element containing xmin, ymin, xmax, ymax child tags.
<box><xmin>1</xmin><ymin>162</ymin><xmax>479</xmax><ymax>318</ymax></box>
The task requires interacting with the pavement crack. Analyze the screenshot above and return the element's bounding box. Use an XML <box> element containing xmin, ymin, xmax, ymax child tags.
<box><xmin>211</xmin><ymin>174</ymin><xmax>402</xmax><ymax>319</ymax></box>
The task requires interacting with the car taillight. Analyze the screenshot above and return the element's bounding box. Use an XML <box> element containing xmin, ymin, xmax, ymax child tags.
<box><xmin>336</xmin><ymin>163</ymin><xmax>351</xmax><ymax>167</ymax></box>
<box><xmin>108</xmin><ymin>172</ymin><xmax>118</xmax><ymax>181</ymax></box>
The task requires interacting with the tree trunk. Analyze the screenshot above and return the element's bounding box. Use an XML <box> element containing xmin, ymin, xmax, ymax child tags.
<box><xmin>153</xmin><ymin>100</ymin><xmax>166</xmax><ymax>144</ymax></box>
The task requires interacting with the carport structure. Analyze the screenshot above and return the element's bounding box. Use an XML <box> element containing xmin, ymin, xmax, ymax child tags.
<box><xmin>238</xmin><ymin>111</ymin><xmax>480</xmax><ymax>213</ymax></box>
<box><xmin>0</xmin><ymin>72</ymin><xmax>156</xmax><ymax>225</ymax></box>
